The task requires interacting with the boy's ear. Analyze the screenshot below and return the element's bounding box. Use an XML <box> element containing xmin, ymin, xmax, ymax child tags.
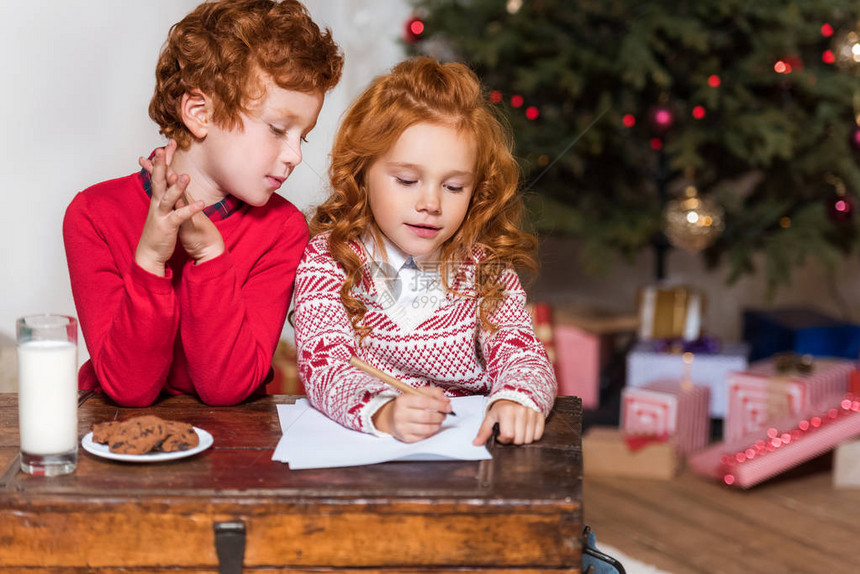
<box><xmin>180</xmin><ymin>90</ymin><xmax>212</xmax><ymax>139</ymax></box>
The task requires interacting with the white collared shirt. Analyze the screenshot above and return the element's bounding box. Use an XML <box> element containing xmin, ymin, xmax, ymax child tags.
<box><xmin>363</xmin><ymin>234</ymin><xmax>448</xmax><ymax>331</ymax></box>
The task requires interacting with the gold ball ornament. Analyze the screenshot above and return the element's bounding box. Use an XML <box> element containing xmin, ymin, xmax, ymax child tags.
<box><xmin>833</xmin><ymin>27</ymin><xmax>860</xmax><ymax>70</ymax></box>
<box><xmin>662</xmin><ymin>185</ymin><xmax>725</xmax><ymax>253</ymax></box>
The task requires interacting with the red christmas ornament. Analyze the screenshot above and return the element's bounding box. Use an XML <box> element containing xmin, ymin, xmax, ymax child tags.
<box><xmin>707</xmin><ymin>75</ymin><xmax>721</xmax><ymax>88</ymax></box>
<box><xmin>510</xmin><ymin>95</ymin><xmax>524</xmax><ymax>108</ymax></box>
<box><xmin>648</xmin><ymin>105</ymin><xmax>674</xmax><ymax>133</ymax></box>
<box><xmin>525</xmin><ymin>106</ymin><xmax>540</xmax><ymax>120</ymax></box>
<box><xmin>650</xmin><ymin>138</ymin><xmax>663</xmax><ymax>150</ymax></box>
<box><xmin>692</xmin><ymin>106</ymin><xmax>706</xmax><ymax>120</ymax></box>
<box><xmin>622</xmin><ymin>114</ymin><xmax>636</xmax><ymax>127</ymax></box>
<box><xmin>821</xmin><ymin>23</ymin><xmax>834</xmax><ymax>37</ymax></box>
<box><xmin>823</xmin><ymin>50</ymin><xmax>836</xmax><ymax>64</ymax></box>
<box><xmin>403</xmin><ymin>16</ymin><xmax>425</xmax><ymax>44</ymax></box>
<box><xmin>489</xmin><ymin>90</ymin><xmax>503</xmax><ymax>103</ymax></box>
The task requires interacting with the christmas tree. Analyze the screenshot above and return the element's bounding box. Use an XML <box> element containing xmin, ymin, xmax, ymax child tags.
<box><xmin>407</xmin><ymin>0</ymin><xmax>860</xmax><ymax>290</ymax></box>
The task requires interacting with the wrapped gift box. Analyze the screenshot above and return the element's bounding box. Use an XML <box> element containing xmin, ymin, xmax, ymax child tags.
<box><xmin>621</xmin><ymin>379</ymin><xmax>711</xmax><ymax>455</ymax></box>
<box><xmin>743</xmin><ymin>307</ymin><xmax>860</xmax><ymax>362</ymax></box>
<box><xmin>553</xmin><ymin>306</ymin><xmax>638</xmax><ymax>409</ymax></box>
<box><xmin>637</xmin><ymin>285</ymin><xmax>704</xmax><ymax>341</ymax></box>
<box><xmin>582</xmin><ymin>426</ymin><xmax>680</xmax><ymax>480</ymax></box>
<box><xmin>267</xmin><ymin>340</ymin><xmax>305</xmax><ymax>395</ymax></box>
<box><xmin>555</xmin><ymin>325</ymin><xmax>601</xmax><ymax>408</ymax></box>
<box><xmin>725</xmin><ymin>357</ymin><xmax>855</xmax><ymax>441</ymax></box>
<box><xmin>690</xmin><ymin>396</ymin><xmax>860</xmax><ymax>488</ymax></box>
<box><xmin>626</xmin><ymin>341</ymin><xmax>749</xmax><ymax>417</ymax></box>
<box><xmin>834</xmin><ymin>439</ymin><xmax>860</xmax><ymax>489</ymax></box>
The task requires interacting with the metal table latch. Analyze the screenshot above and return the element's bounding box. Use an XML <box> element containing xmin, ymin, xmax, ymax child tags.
<box><xmin>214</xmin><ymin>520</ymin><xmax>246</xmax><ymax>574</ymax></box>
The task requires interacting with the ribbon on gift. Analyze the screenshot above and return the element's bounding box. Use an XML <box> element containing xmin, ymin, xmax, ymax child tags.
<box><xmin>773</xmin><ymin>352</ymin><xmax>814</xmax><ymax>375</ymax></box>
<box><xmin>650</xmin><ymin>335</ymin><xmax>721</xmax><ymax>355</ymax></box>
<box><xmin>623</xmin><ymin>433</ymin><xmax>670</xmax><ymax>452</ymax></box>
<box><xmin>765</xmin><ymin>354</ymin><xmax>816</xmax><ymax>420</ymax></box>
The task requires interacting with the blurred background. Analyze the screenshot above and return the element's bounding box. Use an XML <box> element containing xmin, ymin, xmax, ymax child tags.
<box><xmin>2</xmin><ymin>0</ymin><xmax>860</xmax><ymax>375</ymax></box>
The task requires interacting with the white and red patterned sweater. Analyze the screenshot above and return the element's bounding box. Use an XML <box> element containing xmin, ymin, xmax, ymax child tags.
<box><xmin>293</xmin><ymin>233</ymin><xmax>558</xmax><ymax>435</ymax></box>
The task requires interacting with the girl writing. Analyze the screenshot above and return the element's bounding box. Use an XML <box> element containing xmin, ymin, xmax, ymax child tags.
<box><xmin>293</xmin><ymin>57</ymin><xmax>557</xmax><ymax>445</ymax></box>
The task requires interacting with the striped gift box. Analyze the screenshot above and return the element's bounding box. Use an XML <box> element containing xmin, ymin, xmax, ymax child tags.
<box><xmin>719</xmin><ymin>396</ymin><xmax>860</xmax><ymax>488</ymax></box>
<box><xmin>621</xmin><ymin>380</ymin><xmax>711</xmax><ymax>455</ymax></box>
<box><xmin>725</xmin><ymin>358</ymin><xmax>856</xmax><ymax>441</ymax></box>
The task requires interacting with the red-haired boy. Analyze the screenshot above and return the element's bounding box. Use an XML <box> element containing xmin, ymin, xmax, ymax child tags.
<box><xmin>63</xmin><ymin>0</ymin><xmax>343</xmax><ymax>406</ymax></box>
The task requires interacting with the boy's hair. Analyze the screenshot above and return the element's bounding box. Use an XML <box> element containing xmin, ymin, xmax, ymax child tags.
<box><xmin>149</xmin><ymin>0</ymin><xmax>343</xmax><ymax>148</ymax></box>
<box><xmin>311</xmin><ymin>57</ymin><xmax>537</xmax><ymax>335</ymax></box>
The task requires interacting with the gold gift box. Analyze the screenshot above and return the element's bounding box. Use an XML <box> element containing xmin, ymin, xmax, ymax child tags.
<box><xmin>637</xmin><ymin>285</ymin><xmax>705</xmax><ymax>341</ymax></box>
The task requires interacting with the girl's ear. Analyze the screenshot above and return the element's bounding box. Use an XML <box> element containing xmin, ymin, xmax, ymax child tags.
<box><xmin>180</xmin><ymin>90</ymin><xmax>212</xmax><ymax>139</ymax></box>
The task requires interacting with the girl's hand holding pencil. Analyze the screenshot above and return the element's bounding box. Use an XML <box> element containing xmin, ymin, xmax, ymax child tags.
<box><xmin>350</xmin><ymin>357</ymin><xmax>454</xmax><ymax>443</ymax></box>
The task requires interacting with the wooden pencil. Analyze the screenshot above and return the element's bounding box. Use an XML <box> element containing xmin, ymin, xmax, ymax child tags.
<box><xmin>349</xmin><ymin>356</ymin><xmax>456</xmax><ymax>416</ymax></box>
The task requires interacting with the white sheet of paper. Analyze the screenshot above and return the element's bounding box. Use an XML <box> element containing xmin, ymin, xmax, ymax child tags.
<box><xmin>272</xmin><ymin>395</ymin><xmax>492</xmax><ymax>470</ymax></box>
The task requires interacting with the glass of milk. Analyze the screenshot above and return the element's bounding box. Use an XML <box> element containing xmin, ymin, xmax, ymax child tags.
<box><xmin>16</xmin><ymin>314</ymin><xmax>78</xmax><ymax>476</ymax></box>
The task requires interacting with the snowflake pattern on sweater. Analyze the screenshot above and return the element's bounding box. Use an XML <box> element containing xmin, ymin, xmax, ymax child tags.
<box><xmin>293</xmin><ymin>233</ymin><xmax>557</xmax><ymax>435</ymax></box>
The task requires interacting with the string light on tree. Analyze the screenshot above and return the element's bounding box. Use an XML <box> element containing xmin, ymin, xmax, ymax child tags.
<box><xmin>510</xmin><ymin>94</ymin><xmax>524</xmax><ymax>108</ymax></box>
<box><xmin>692</xmin><ymin>106</ymin><xmax>706</xmax><ymax>120</ymax></box>
<box><xmin>404</xmin><ymin>15</ymin><xmax>425</xmax><ymax>44</ymax></box>
<box><xmin>506</xmin><ymin>0</ymin><xmax>523</xmax><ymax>14</ymax></box>
<box><xmin>774</xmin><ymin>56</ymin><xmax>803</xmax><ymax>74</ymax></box>
<box><xmin>648</xmin><ymin>105</ymin><xmax>674</xmax><ymax>133</ymax></box>
<box><xmin>622</xmin><ymin>114</ymin><xmax>636</xmax><ymax>127</ymax></box>
<box><xmin>824</xmin><ymin>173</ymin><xmax>854</xmax><ymax>223</ymax></box>
<box><xmin>525</xmin><ymin>106</ymin><xmax>540</xmax><ymax>120</ymax></box>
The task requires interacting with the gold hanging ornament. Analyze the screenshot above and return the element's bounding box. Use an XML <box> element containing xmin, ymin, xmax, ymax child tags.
<box><xmin>662</xmin><ymin>185</ymin><xmax>725</xmax><ymax>253</ymax></box>
<box><xmin>833</xmin><ymin>24</ymin><xmax>860</xmax><ymax>70</ymax></box>
<box><xmin>506</xmin><ymin>0</ymin><xmax>523</xmax><ymax>14</ymax></box>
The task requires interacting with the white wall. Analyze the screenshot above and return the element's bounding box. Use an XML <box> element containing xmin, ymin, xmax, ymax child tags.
<box><xmin>0</xmin><ymin>0</ymin><xmax>411</xmax><ymax>364</ymax></box>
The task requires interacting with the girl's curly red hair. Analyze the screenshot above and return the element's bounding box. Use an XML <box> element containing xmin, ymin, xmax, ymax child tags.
<box><xmin>149</xmin><ymin>0</ymin><xmax>343</xmax><ymax>149</ymax></box>
<box><xmin>311</xmin><ymin>57</ymin><xmax>537</xmax><ymax>335</ymax></box>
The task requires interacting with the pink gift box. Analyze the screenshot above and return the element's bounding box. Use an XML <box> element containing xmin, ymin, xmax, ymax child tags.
<box><xmin>725</xmin><ymin>358</ymin><xmax>855</xmax><ymax>441</ymax></box>
<box><xmin>690</xmin><ymin>395</ymin><xmax>860</xmax><ymax>488</ymax></box>
<box><xmin>554</xmin><ymin>324</ymin><xmax>603</xmax><ymax>409</ymax></box>
<box><xmin>621</xmin><ymin>379</ymin><xmax>711</xmax><ymax>455</ymax></box>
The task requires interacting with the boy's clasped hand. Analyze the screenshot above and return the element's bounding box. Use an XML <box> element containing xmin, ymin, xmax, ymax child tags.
<box><xmin>135</xmin><ymin>141</ymin><xmax>225</xmax><ymax>277</ymax></box>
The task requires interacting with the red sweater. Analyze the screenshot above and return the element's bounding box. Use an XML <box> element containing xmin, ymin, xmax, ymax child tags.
<box><xmin>63</xmin><ymin>172</ymin><xmax>308</xmax><ymax>406</ymax></box>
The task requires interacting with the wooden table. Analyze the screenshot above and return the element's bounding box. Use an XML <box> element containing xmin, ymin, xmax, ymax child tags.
<box><xmin>0</xmin><ymin>393</ymin><xmax>583</xmax><ymax>573</ymax></box>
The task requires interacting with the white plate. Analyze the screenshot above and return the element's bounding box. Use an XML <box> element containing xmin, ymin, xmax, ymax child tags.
<box><xmin>81</xmin><ymin>427</ymin><xmax>214</xmax><ymax>463</ymax></box>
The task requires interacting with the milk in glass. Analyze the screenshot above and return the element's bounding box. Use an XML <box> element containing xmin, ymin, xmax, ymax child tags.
<box><xmin>18</xmin><ymin>340</ymin><xmax>78</xmax><ymax>454</ymax></box>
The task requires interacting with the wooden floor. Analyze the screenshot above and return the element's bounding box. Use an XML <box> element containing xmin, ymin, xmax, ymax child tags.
<box><xmin>582</xmin><ymin>454</ymin><xmax>860</xmax><ymax>574</ymax></box>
